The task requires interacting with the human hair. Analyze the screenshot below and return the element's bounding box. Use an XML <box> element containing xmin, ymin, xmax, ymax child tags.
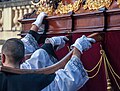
<box><xmin>1</xmin><ymin>38</ymin><xmax>25</xmax><ymax>64</ymax></box>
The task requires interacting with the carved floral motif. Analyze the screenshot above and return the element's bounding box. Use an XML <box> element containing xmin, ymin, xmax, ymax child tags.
<box><xmin>83</xmin><ymin>0</ymin><xmax>113</xmax><ymax>10</ymax></box>
<box><xmin>55</xmin><ymin>0</ymin><xmax>82</xmax><ymax>15</ymax></box>
<box><xmin>31</xmin><ymin>0</ymin><xmax>113</xmax><ymax>15</ymax></box>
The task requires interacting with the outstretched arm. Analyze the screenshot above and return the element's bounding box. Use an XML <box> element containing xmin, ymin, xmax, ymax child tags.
<box><xmin>21</xmin><ymin>12</ymin><xmax>47</xmax><ymax>54</ymax></box>
<box><xmin>1</xmin><ymin>32</ymin><xmax>102</xmax><ymax>74</ymax></box>
<box><xmin>42</xmin><ymin>35</ymin><xmax>96</xmax><ymax>91</ymax></box>
<box><xmin>48</xmin><ymin>52</ymin><xmax>87</xmax><ymax>91</ymax></box>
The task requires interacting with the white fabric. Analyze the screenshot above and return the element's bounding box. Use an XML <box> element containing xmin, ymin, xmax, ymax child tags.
<box><xmin>21</xmin><ymin>50</ymin><xmax>89</xmax><ymax>91</ymax></box>
<box><xmin>71</xmin><ymin>35</ymin><xmax>96</xmax><ymax>53</ymax></box>
<box><xmin>20</xmin><ymin>49</ymin><xmax>55</xmax><ymax>69</ymax></box>
<box><xmin>42</xmin><ymin>55</ymin><xmax>89</xmax><ymax>91</ymax></box>
<box><xmin>45</xmin><ymin>36</ymin><xmax>69</xmax><ymax>50</ymax></box>
<box><xmin>21</xmin><ymin>34</ymin><xmax>39</xmax><ymax>54</ymax></box>
<box><xmin>21</xmin><ymin>34</ymin><xmax>89</xmax><ymax>91</ymax></box>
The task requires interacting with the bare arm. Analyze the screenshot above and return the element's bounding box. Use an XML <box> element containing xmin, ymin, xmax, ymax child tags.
<box><xmin>72</xmin><ymin>47</ymin><xmax>81</xmax><ymax>59</ymax></box>
<box><xmin>30</xmin><ymin>25</ymin><xmax>39</xmax><ymax>32</ymax></box>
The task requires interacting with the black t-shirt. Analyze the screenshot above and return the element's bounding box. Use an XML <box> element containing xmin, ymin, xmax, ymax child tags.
<box><xmin>0</xmin><ymin>72</ymin><xmax>56</xmax><ymax>91</ymax></box>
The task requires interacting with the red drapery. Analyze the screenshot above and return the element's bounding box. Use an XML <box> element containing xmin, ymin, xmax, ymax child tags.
<box><xmin>55</xmin><ymin>31</ymin><xmax>120</xmax><ymax>91</ymax></box>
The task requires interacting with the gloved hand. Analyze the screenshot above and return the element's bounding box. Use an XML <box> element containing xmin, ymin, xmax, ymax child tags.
<box><xmin>71</xmin><ymin>35</ymin><xmax>96</xmax><ymax>53</ymax></box>
<box><xmin>45</xmin><ymin>36</ymin><xmax>69</xmax><ymax>50</ymax></box>
<box><xmin>32</xmin><ymin>12</ymin><xmax>47</xmax><ymax>28</ymax></box>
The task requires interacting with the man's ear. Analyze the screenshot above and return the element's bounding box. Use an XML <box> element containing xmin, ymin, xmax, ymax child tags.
<box><xmin>1</xmin><ymin>54</ymin><xmax>6</xmax><ymax>64</ymax></box>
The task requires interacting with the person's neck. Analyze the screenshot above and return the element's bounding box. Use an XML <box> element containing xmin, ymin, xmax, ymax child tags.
<box><xmin>3</xmin><ymin>62</ymin><xmax>20</xmax><ymax>69</ymax></box>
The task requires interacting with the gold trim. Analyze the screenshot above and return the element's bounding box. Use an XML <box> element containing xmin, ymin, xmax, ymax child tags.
<box><xmin>117</xmin><ymin>0</ymin><xmax>120</xmax><ymax>4</ymax></box>
<box><xmin>31</xmin><ymin>0</ymin><xmax>113</xmax><ymax>15</ymax></box>
<box><xmin>55</xmin><ymin>0</ymin><xmax>82</xmax><ymax>15</ymax></box>
<box><xmin>83</xmin><ymin>0</ymin><xmax>113</xmax><ymax>10</ymax></box>
<box><xmin>31</xmin><ymin>0</ymin><xmax>82</xmax><ymax>15</ymax></box>
<box><xmin>85</xmin><ymin>45</ymin><xmax>120</xmax><ymax>90</ymax></box>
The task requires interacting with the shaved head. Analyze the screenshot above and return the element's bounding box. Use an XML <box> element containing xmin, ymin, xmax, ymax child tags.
<box><xmin>1</xmin><ymin>38</ymin><xmax>25</xmax><ymax>64</ymax></box>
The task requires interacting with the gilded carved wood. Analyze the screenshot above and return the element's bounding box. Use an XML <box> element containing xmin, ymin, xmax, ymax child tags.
<box><xmin>31</xmin><ymin>0</ymin><xmax>118</xmax><ymax>15</ymax></box>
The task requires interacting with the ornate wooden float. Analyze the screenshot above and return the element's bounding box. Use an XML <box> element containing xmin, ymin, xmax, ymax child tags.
<box><xmin>2</xmin><ymin>0</ymin><xmax>120</xmax><ymax>91</ymax></box>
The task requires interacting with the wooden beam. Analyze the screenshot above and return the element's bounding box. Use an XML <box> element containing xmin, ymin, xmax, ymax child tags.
<box><xmin>0</xmin><ymin>32</ymin><xmax>104</xmax><ymax>74</ymax></box>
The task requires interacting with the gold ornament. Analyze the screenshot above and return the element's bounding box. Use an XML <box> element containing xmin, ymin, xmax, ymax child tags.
<box><xmin>31</xmin><ymin>0</ymin><xmax>82</xmax><ymax>15</ymax></box>
<box><xmin>117</xmin><ymin>0</ymin><xmax>120</xmax><ymax>8</ymax></box>
<box><xmin>85</xmin><ymin>45</ymin><xmax>120</xmax><ymax>90</ymax></box>
<box><xmin>83</xmin><ymin>0</ymin><xmax>113</xmax><ymax>10</ymax></box>
<box><xmin>117</xmin><ymin>0</ymin><xmax>120</xmax><ymax>4</ymax></box>
<box><xmin>37</xmin><ymin>5</ymin><xmax>53</xmax><ymax>16</ymax></box>
<box><xmin>55</xmin><ymin>0</ymin><xmax>82</xmax><ymax>15</ymax></box>
<box><xmin>31</xmin><ymin>0</ymin><xmax>54</xmax><ymax>16</ymax></box>
<box><xmin>107</xmin><ymin>79</ymin><xmax>112</xmax><ymax>91</ymax></box>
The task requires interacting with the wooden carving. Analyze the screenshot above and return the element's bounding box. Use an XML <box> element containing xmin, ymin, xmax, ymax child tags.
<box><xmin>30</xmin><ymin>0</ymin><xmax>119</xmax><ymax>16</ymax></box>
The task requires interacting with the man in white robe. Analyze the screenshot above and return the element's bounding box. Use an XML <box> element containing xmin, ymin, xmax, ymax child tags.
<box><xmin>19</xmin><ymin>12</ymin><xmax>95</xmax><ymax>91</ymax></box>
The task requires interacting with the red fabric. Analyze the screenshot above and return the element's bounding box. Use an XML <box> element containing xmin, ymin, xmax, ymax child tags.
<box><xmin>72</xmin><ymin>33</ymin><xmax>107</xmax><ymax>91</ymax></box>
<box><xmin>46</xmin><ymin>34</ymin><xmax>71</xmax><ymax>60</ymax></box>
<box><xmin>103</xmin><ymin>31</ymin><xmax>120</xmax><ymax>91</ymax></box>
<box><xmin>56</xmin><ymin>31</ymin><xmax>120</xmax><ymax>91</ymax></box>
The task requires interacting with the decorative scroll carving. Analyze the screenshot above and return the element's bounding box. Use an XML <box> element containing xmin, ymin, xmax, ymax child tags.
<box><xmin>55</xmin><ymin>0</ymin><xmax>82</xmax><ymax>15</ymax></box>
<box><xmin>31</xmin><ymin>0</ymin><xmax>113</xmax><ymax>15</ymax></box>
<box><xmin>37</xmin><ymin>4</ymin><xmax>54</xmax><ymax>15</ymax></box>
<box><xmin>117</xmin><ymin>0</ymin><xmax>120</xmax><ymax>7</ymax></box>
<box><xmin>31</xmin><ymin>0</ymin><xmax>82</xmax><ymax>15</ymax></box>
<box><xmin>31</xmin><ymin>0</ymin><xmax>62</xmax><ymax>15</ymax></box>
<box><xmin>83</xmin><ymin>0</ymin><xmax>113</xmax><ymax>10</ymax></box>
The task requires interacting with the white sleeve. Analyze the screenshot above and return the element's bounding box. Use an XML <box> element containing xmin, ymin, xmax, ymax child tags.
<box><xmin>20</xmin><ymin>49</ymin><xmax>54</xmax><ymax>69</ymax></box>
<box><xmin>21</xmin><ymin>34</ymin><xmax>39</xmax><ymax>54</ymax></box>
<box><xmin>42</xmin><ymin>55</ymin><xmax>89</xmax><ymax>91</ymax></box>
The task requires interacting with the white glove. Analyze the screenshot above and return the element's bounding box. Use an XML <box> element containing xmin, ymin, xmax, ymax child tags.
<box><xmin>71</xmin><ymin>35</ymin><xmax>96</xmax><ymax>53</ymax></box>
<box><xmin>45</xmin><ymin>36</ymin><xmax>69</xmax><ymax>50</ymax></box>
<box><xmin>32</xmin><ymin>12</ymin><xmax>47</xmax><ymax>28</ymax></box>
